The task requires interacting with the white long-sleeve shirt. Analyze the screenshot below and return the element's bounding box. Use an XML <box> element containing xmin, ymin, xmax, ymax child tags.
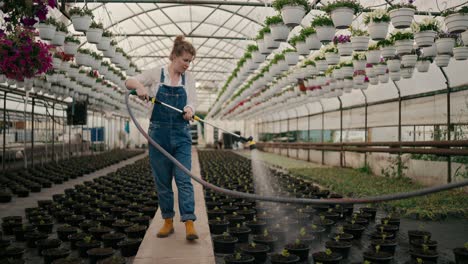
<box><xmin>130</xmin><ymin>65</ymin><xmax>197</xmax><ymax>114</ymax></box>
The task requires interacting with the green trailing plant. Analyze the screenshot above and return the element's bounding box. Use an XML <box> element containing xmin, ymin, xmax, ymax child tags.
<box><xmin>90</xmin><ymin>21</ymin><xmax>104</xmax><ymax>29</ymax></box>
<box><xmin>350</xmin><ymin>27</ymin><xmax>369</xmax><ymax>36</ymax></box>
<box><xmin>55</xmin><ymin>21</ymin><xmax>68</xmax><ymax>33</ymax></box>
<box><xmin>301</xmin><ymin>27</ymin><xmax>317</xmax><ymax>37</ymax></box>
<box><xmin>272</xmin><ymin>0</ymin><xmax>310</xmax><ymax>13</ymax></box>
<box><xmin>377</xmin><ymin>38</ymin><xmax>395</xmax><ymax>47</ymax></box>
<box><xmin>323</xmin><ymin>44</ymin><xmax>338</xmax><ymax>53</ymax></box>
<box><xmin>364</xmin><ymin>9</ymin><xmax>390</xmax><ymax>24</ymax></box>
<box><xmin>381</xmin><ymin>155</ymin><xmax>409</xmax><ymax>179</ymax></box>
<box><xmin>356</xmin><ymin>163</ymin><xmax>373</xmax><ymax>174</ymax></box>
<box><xmin>265</xmin><ymin>15</ymin><xmax>284</xmax><ymax>26</ymax></box>
<box><xmin>321</xmin><ymin>0</ymin><xmax>362</xmax><ymax>14</ymax></box>
<box><xmin>390</xmin><ymin>30</ymin><xmax>414</xmax><ymax>41</ymax></box>
<box><xmin>256</xmin><ymin>27</ymin><xmax>271</xmax><ymax>40</ymax></box>
<box><xmin>65</xmin><ymin>36</ymin><xmax>80</xmax><ymax>44</ymax></box>
<box><xmin>311</xmin><ymin>14</ymin><xmax>334</xmax><ymax>27</ymax></box>
<box><xmin>325</xmin><ymin>248</ymin><xmax>333</xmax><ymax>255</ymax></box>
<box><xmin>289</xmin><ymin>35</ymin><xmax>306</xmax><ymax>46</ymax></box>
<box><xmin>102</xmin><ymin>30</ymin><xmax>113</xmax><ymax>38</ymax></box>
<box><xmin>411</xmin><ymin>18</ymin><xmax>441</xmax><ymax>33</ymax></box>
<box><xmin>69</xmin><ymin>6</ymin><xmax>94</xmax><ymax>17</ymax></box>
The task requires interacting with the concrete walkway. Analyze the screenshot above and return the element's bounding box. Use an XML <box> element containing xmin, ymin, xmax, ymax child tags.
<box><xmin>133</xmin><ymin>148</ymin><xmax>215</xmax><ymax>264</ymax></box>
<box><xmin>0</xmin><ymin>151</ymin><xmax>148</xmax><ymax>219</ymax></box>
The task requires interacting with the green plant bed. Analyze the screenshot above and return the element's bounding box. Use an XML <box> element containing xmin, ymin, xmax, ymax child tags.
<box><xmin>289</xmin><ymin>167</ymin><xmax>468</xmax><ymax>220</ymax></box>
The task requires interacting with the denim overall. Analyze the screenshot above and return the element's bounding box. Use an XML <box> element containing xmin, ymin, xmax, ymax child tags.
<box><xmin>148</xmin><ymin>68</ymin><xmax>196</xmax><ymax>222</ymax></box>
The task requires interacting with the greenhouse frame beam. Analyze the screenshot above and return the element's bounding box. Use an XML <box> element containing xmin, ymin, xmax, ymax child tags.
<box><xmin>360</xmin><ymin>89</ymin><xmax>368</xmax><ymax>167</ymax></box>
<box><xmin>110</xmin><ymin>33</ymin><xmax>250</xmax><ymax>41</ymax></box>
<box><xmin>131</xmin><ymin>55</ymin><xmax>237</xmax><ymax>59</ymax></box>
<box><xmin>2</xmin><ymin>92</ymin><xmax>6</xmax><ymax>175</ymax></box>
<box><xmin>440</xmin><ymin>67</ymin><xmax>452</xmax><ymax>183</ymax></box>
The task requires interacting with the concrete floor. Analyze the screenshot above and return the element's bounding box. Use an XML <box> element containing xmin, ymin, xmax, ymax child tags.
<box><xmin>132</xmin><ymin>148</ymin><xmax>215</xmax><ymax>264</ymax></box>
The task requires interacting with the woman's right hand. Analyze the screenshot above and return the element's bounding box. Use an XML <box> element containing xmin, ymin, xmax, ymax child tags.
<box><xmin>135</xmin><ymin>85</ymin><xmax>149</xmax><ymax>101</ymax></box>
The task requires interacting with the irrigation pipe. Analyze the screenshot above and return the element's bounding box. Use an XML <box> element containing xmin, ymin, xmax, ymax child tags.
<box><xmin>126</xmin><ymin>92</ymin><xmax>468</xmax><ymax>205</ymax></box>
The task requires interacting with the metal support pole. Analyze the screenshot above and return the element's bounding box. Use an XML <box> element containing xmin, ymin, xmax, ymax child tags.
<box><xmin>392</xmin><ymin>80</ymin><xmax>403</xmax><ymax>177</ymax></box>
<box><xmin>2</xmin><ymin>92</ymin><xmax>7</xmax><ymax>175</ymax></box>
<box><xmin>305</xmin><ymin>103</ymin><xmax>312</xmax><ymax>162</ymax></box>
<box><xmin>31</xmin><ymin>98</ymin><xmax>35</xmax><ymax>167</ymax></box>
<box><xmin>440</xmin><ymin>67</ymin><xmax>452</xmax><ymax>183</ymax></box>
<box><xmin>44</xmin><ymin>103</ymin><xmax>48</xmax><ymax>165</ymax></box>
<box><xmin>318</xmin><ymin>100</ymin><xmax>325</xmax><ymax>165</ymax></box>
<box><xmin>337</xmin><ymin>96</ymin><xmax>343</xmax><ymax>167</ymax></box>
<box><xmin>287</xmin><ymin>113</ymin><xmax>290</xmax><ymax>157</ymax></box>
<box><xmin>62</xmin><ymin>106</ymin><xmax>65</xmax><ymax>160</ymax></box>
<box><xmin>23</xmin><ymin>92</ymin><xmax>28</xmax><ymax>169</ymax></box>
<box><xmin>360</xmin><ymin>89</ymin><xmax>369</xmax><ymax>167</ymax></box>
<box><xmin>52</xmin><ymin>103</ymin><xmax>55</xmax><ymax>162</ymax></box>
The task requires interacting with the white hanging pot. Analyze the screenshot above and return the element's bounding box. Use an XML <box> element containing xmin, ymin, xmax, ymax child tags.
<box><xmin>435</xmin><ymin>54</ymin><xmax>451</xmax><ymax>67</ymax></box>
<box><xmin>325</xmin><ymin>53</ymin><xmax>340</xmax><ymax>65</ymax></box>
<box><xmin>257</xmin><ymin>39</ymin><xmax>269</xmax><ymax>55</ymax></box>
<box><xmin>379</xmin><ymin>73</ymin><xmax>389</xmax><ymax>83</ymax></box>
<box><xmin>285</xmin><ymin>52</ymin><xmax>299</xmax><ymax>65</ymax></box>
<box><xmin>296</xmin><ymin>41</ymin><xmax>310</xmax><ymax>56</ymax></box>
<box><xmin>270</xmin><ymin>23</ymin><xmax>290</xmax><ymax>41</ymax></box>
<box><xmin>86</xmin><ymin>28</ymin><xmax>103</xmax><ymax>44</ymax></box>
<box><xmin>252</xmin><ymin>51</ymin><xmax>265</xmax><ymax>64</ymax></box>
<box><xmin>368</xmin><ymin>22</ymin><xmax>389</xmax><ymax>40</ymax></box>
<box><xmin>353</xmin><ymin>60</ymin><xmax>366</xmax><ymax>71</ymax></box>
<box><xmin>390</xmin><ymin>71</ymin><xmax>401</xmax><ymax>81</ymax></box>
<box><xmin>366</xmin><ymin>50</ymin><xmax>381</xmax><ymax>64</ymax></box>
<box><xmin>64</xmin><ymin>42</ymin><xmax>79</xmax><ymax>55</ymax></box>
<box><xmin>435</xmin><ymin>38</ymin><xmax>455</xmax><ymax>55</ymax></box>
<box><xmin>401</xmin><ymin>54</ymin><xmax>417</xmax><ymax>67</ymax></box>
<box><xmin>365</xmin><ymin>67</ymin><xmax>376</xmax><ymax>77</ymax></box>
<box><xmin>316</xmin><ymin>60</ymin><xmax>328</xmax><ymax>72</ymax></box>
<box><xmin>280</xmin><ymin>5</ymin><xmax>306</xmax><ymax>27</ymax></box>
<box><xmin>353</xmin><ymin>75</ymin><xmax>365</xmax><ymax>85</ymax></box>
<box><xmin>369</xmin><ymin>76</ymin><xmax>379</xmax><ymax>85</ymax></box>
<box><xmin>444</xmin><ymin>13</ymin><xmax>468</xmax><ymax>34</ymax></box>
<box><xmin>103</xmin><ymin>46</ymin><xmax>116</xmax><ymax>58</ymax></box>
<box><xmin>265</xmin><ymin>33</ymin><xmax>280</xmax><ymax>50</ymax></box>
<box><xmin>71</xmin><ymin>15</ymin><xmax>92</xmax><ymax>32</ymax></box>
<box><xmin>414</xmin><ymin>30</ymin><xmax>437</xmax><ymax>48</ymax></box>
<box><xmin>462</xmin><ymin>31</ymin><xmax>468</xmax><ymax>46</ymax></box>
<box><xmin>387</xmin><ymin>59</ymin><xmax>401</xmax><ymax>72</ymax></box>
<box><xmin>375</xmin><ymin>64</ymin><xmax>387</xmax><ymax>75</ymax></box>
<box><xmin>37</xmin><ymin>23</ymin><xmax>56</xmax><ymax>40</ymax></box>
<box><xmin>316</xmin><ymin>26</ymin><xmax>335</xmax><ymax>43</ymax></box>
<box><xmin>330</xmin><ymin>7</ymin><xmax>354</xmax><ymax>29</ymax></box>
<box><xmin>52</xmin><ymin>57</ymin><xmax>62</xmax><ymax>69</ymax></box>
<box><xmin>52</xmin><ymin>31</ymin><xmax>66</xmax><ymax>46</ymax></box>
<box><xmin>416</xmin><ymin>60</ymin><xmax>431</xmax><ymax>72</ymax></box>
<box><xmin>0</xmin><ymin>74</ymin><xmax>5</xmax><ymax>83</ymax></box>
<box><xmin>338</xmin><ymin>42</ymin><xmax>353</xmax><ymax>56</ymax></box>
<box><xmin>306</xmin><ymin>34</ymin><xmax>322</xmax><ymax>50</ymax></box>
<box><xmin>351</xmin><ymin>36</ymin><xmax>370</xmax><ymax>51</ymax></box>
<box><xmin>97</xmin><ymin>36</ymin><xmax>111</xmax><ymax>51</ymax></box>
<box><xmin>343</xmin><ymin>86</ymin><xmax>352</xmax><ymax>93</ymax></box>
<box><xmin>342</xmin><ymin>66</ymin><xmax>353</xmax><ymax>77</ymax></box>
<box><xmin>453</xmin><ymin>46</ymin><xmax>468</xmax><ymax>60</ymax></box>
<box><xmin>75</xmin><ymin>53</ymin><xmax>88</xmax><ymax>66</ymax></box>
<box><xmin>389</xmin><ymin>8</ymin><xmax>415</xmax><ymax>29</ymax></box>
<box><xmin>395</xmin><ymin>39</ymin><xmax>414</xmax><ymax>55</ymax></box>
<box><xmin>381</xmin><ymin>46</ymin><xmax>396</xmax><ymax>58</ymax></box>
<box><xmin>401</xmin><ymin>67</ymin><xmax>414</xmax><ymax>79</ymax></box>
<box><xmin>422</xmin><ymin>44</ymin><xmax>437</xmax><ymax>58</ymax></box>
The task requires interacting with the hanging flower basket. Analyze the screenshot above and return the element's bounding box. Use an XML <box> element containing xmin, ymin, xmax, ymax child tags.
<box><xmin>353</xmin><ymin>60</ymin><xmax>366</xmax><ymax>71</ymax></box>
<box><xmin>330</xmin><ymin>7</ymin><xmax>355</xmax><ymax>29</ymax></box>
<box><xmin>368</xmin><ymin>22</ymin><xmax>390</xmax><ymax>40</ymax></box>
<box><xmin>435</xmin><ymin>37</ymin><xmax>455</xmax><ymax>55</ymax></box>
<box><xmin>453</xmin><ymin>46</ymin><xmax>468</xmax><ymax>60</ymax></box>
<box><xmin>369</xmin><ymin>76</ymin><xmax>379</xmax><ymax>85</ymax></box>
<box><xmin>75</xmin><ymin>51</ymin><xmax>89</xmax><ymax>66</ymax></box>
<box><xmin>69</xmin><ymin>7</ymin><xmax>94</xmax><ymax>32</ymax></box>
<box><xmin>306</xmin><ymin>34</ymin><xmax>322</xmax><ymax>50</ymax></box>
<box><xmin>366</xmin><ymin>49</ymin><xmax>381</xmax><ymax>64</ymax></box>
<box><xmin>390</xmin><ymin>71</ymin><xmax>401</xmax><ymax>81</ymax></box>
<box><xmin>351</xmin><ymin>36</ymin><xmax>370</xmax><ymax>51</ymax></box>
<box><xmin>387</xmin><ymin>59</ymin><xmax>401</xmax><ymax>72</ymax></box>
<box><xmin>315</xmin><ymin>60</ymin><xmax>328</xmax><ymax>72</ymax></box>
<box><xmin>379</xmin><ymin>73</ymin><xmax>389</xmax><ymax>83</ymax></box>
<box><xmin>64</xmin><ymin>36</ymin><xmax>80</xmax><ymax>56</ymax></box>
<box><xmin>443</xmin><ymin>13</ymin><xmax>468</xmax><ymax>34</ymax></box>
<box><xmin>264</xmin><ymin>33</ymin><xmax>280</xmax><ymax>50</ymax></box>
<box><xmin>462</xmin><ymin>31</ymin><xmax>468</xmax><ymax>46</ymax></box>
<box><xmin>401</xmin><ymin>67</ymin><xmax>414</xmax><ymax>79</ymax></box>
<box><xmin>325</xmin><ymin>52</ymin><xmax>340</xmax><ymax>65</ymax></box>
<box><xmin>381</xmin><ymin>46</ymin><xmax>396</xmax><ymax>58</ymax></box>
<box><xmin>401</xmin><ymin>54</ymin><xmax>417</xmax><ymax>67</ymax></box>
<box><xmin>353</xmin><ymin>74</ymin><xmax>365</xmax><ymax>85</ymax></box>
<box><xmin>296</xmin><ymin>41</ymin><xmax>310</xmax><ymax>56</ymax></box>
<box><xmin>422</xmin><ymin>44</ymin><xmax>437</xmax><ymax>58</ymax></box>
<box><xmin>270</xmin><ymin>23</ymin><xmax>290</xmax><ymax>41</ymax></box>
<box><xmin>395</xmin><ymin>39</ymin><xmax>414</xmax><ymax>55</ymax></box>
<box><xmin>435</xmin><ymin>54</ymin><xmax>451</xmax><ymax>67</ymax></box>
<box><xmin>52</xmin><ymin>31</ymin><xmax>66</xmax><ymax>46</ymax></box>
<box><xmin>86</xmin><ymin>21</ymin><xmax>104</xmax><ymax>44</ymax></box>
<box><xmin>278</xmin><ymin>4</ymin><xmax>306</xmax><ymax>27</ymax></box>
<box><xmin>103</xmin><ymin>45</ymin><xmax>117</xmax><ymax>58</ymax></box>
<box><xmin>37</xmin><ymin>22</ymin><xmax>56</xmax><ymax>41</ymax></box>
<box><xmin>284</xmin><ymin>50</ymin><xmax>299</xmax><ymax>65</ymax></box>
<box><xmin>416</xmin><ymin>60</ymin><xmax>431</xmax><ymax>72</ymax></box>
<box><xmin>257</xmin><ymin>39</ymin><xmax>269</xmax><ymax>55</ymax></box>
<box><xmin>375</xmin><ymin>64</ymin><xmax>387</xmax><ymax>75</ymax></box>
<box><xmin>388</xmin><ymin>7</ymin><xmax>416</xmax><ymax>29</ymax></box>
<box><xmin>252</xmin><ymin>51</ymin><xmax>265</xmax><ymax>64</ymax></box>
<box><xmin>97</xmin><ymin>36</ymin><xmax>111</xmax><ymax>51</ymax></box>
<box><xmin>414</xmin><ymin>30</ymin><xmax>437</xmax><ymax>48</ymax></box>
<box><xmin>338</xmin><ymin>42</ymin><xmax>353</xmax><ymax>56</ymax></box>
<box><xmin>316</xmin><ymin>26</ymin><xmax>335</xmax><ymax>43</ymax></box>
<box><xmin>366</xmin><ymin>66</ymin><xmax>376</xmax><ymax>77</ymax></box>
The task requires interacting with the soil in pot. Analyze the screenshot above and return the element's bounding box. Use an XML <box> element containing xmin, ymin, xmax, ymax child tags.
<box><xmin>25</xmin><ymin>231</ymin><xmax>49</xmax><ymax>248</ymax></box>
<box><xmin>212</xmin><ymin>233</ymin><xmax>238</xmax><ymax>254</ymax></box>
<box><xmin>124</xmin><ymin>224</ymin><xmax>147</xmax><ymax>239</ymax></box>
<box><xmin>224</xmin><ymin>214</ymin><xmax>246</xmax><ymax>227</ymax></box>
<box><xmin>343</xmin><ymin>223</ymin><xmax>366</xmax><ymax>239</ymax></box>
<box><xmin>228</xmin><ymin>224</ymin><xmax>251</xmax><ymax>243</ymax></box>
<box><xmin>42</xmin><ymin>248</ymin><xmax>71</xmax><ymax>264</ymax></box>
<box><xmin>376</xmin><ymin>224</ymin><xmax>399</xmax><ymax>236</ymax></box>
<box><xmin>51</xmin><ymin>256</ymin><xmax>84</xmax><ymax>264</ymax></box>
<box><xmin>411</xmin><ymin>238</ymin><xmax>438</xmax><ymax>251</ymax></box>
<box><xmin>57</xmin><ymin>225</ymin><xmax>79</xmax><ymax>241</ymax></box>
<box><xmin>325</xmin><ymin>239</ymin><xmax>352</xmax><ymax>259</ymax></box>
<box><xmin>252</xmin><ymin>232</ymin><xmax>279</xmax><ymax>253</ymax></box>
<box><xmin>312</xmin><ymin>250</ymin><xmax>343</xmax><ymax>264</ymax></box>
<box><xmin>89</xmin><ymin>226</ymin><xmax>113</xmax><ymax>240</ymax></box>
<box><xmin>308</xmin><ymin>224</ymin><xmax>326</xmax><ymax>242</ymax></box>
<box><xmin>13</xmin><ymin>225</ymin><xmax>37</xmax><ymax>241</ymax></box>
<box><xmin>68</xmin><ymin>232</ymin><xmax>87</xmax><ymax>249</ymax></box>
<box><xmin>117</xmin><ymin>238</ymin><xmax>142</xmax><ymax>257</ymax></box>
<box><xmin>363</xmin><ymin>250</ymin><xmax>394</xmax><ymax>264</ymax></box>
<box><xmin>239</xmin><ymin>242</ymin><xmax>270</xmax><ymax>263</ymax></box>
<box><xmin>270</xmin><ymin>252</ymin><xmax>300</xmax><ymax>264</ymax></box>
<box><xmin>102</xmin><ymin>232</ymin><xmax>126</xmax><ymax>249</ymax></box>
<box><xmin>76</xmin><ymin>238</ymin><xmax>101</xmax><ymax>257</ymax></box>
<box><xmin>312</xmin><ymin>218</ymin><xmax>335</xmax><ymax>232</ymax></box>
<box><xmin>207</xmin><ymin>208</ymin><xmax>226</xmax><ymax>220</ymax></box>
<box><xmin>245</xmin><ymin>219</ymin><xmax>267</xmax><ymax>235</ymax></box>
<box><xmin>112</xmin><ymin>220</ymin><xmax>134</xmax><ymax>233</ymax></box>
<box><xmin>370</xmin><ymin>238</ymin><xmax>398</xmax><ymax>254</ymax></box>
<box><xmin>360</xmin><ymin>207</ymin><xmax>377</xmax><ymax>220</ymax></box>
<box><xmin>224</xmin><ymin>253</ymin><xmax>255</xmax><ymax>264</ymax></box>
<box><xmin>285</xmin><ymin>241</ymin><xmax>310</xmax><ymax>262</ymax></box>
<box><xmin>87</xmin><ymin>247</ymin><xmax>115</xmax><ymax>264</ymax></box>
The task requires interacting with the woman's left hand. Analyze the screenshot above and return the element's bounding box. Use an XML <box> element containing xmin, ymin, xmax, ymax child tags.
<box><xmin>183</xmin><ymin>108</ymin><xmax>194</xmax><ymax>121</ymax></box>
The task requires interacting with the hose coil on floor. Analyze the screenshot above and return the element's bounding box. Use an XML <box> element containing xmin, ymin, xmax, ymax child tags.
<box><xmin>126</xmin><ymin>92</ymin><xmax>468</xmax><ymax>205</ymax></box>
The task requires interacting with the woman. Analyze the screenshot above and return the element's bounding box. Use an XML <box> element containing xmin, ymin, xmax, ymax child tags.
<box><xmin>125</xmin><ymin>35</ymin><xmax>198</xmax><ymax>241</ymax></box>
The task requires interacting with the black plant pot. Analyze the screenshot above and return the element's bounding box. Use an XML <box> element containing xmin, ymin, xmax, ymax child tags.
<box><xmin>285</xmin><ymin>243</ymin><xmax>310</xmax><ymax>262</ymax></box>
<box><xmin>380</xmin><ymin>217</ymin><xmax>400</xmax><ymax>227</ymax></box>
<box><xmin>312</xmin><ymin>251</ymin><xmax>343</xmax><ymax>264</ymax></box>
<box><xmin>453</xmin><ymin>248</ymin><xmax>468</xmax><ymax>264</ymax></box>
<box><xmin>270</xmin><ymin>253</ymin><xmax>300</xmax><ymax>264</ymax></box>
<box><xmin>312</xmin><ymin>219</ymin><xmax>335</xmax><ymax>232</ymax></box>
<box><xmin>102</xmin><ymin>233</ymin><xmax>126</xmax><ymax>249</ymax></box>
<box><xmin>208</xmin><ymin>219</ymin><xmax>229</xmax><ymax>235</ymax></box>
<box><xmin>4</xmin><ymin>246</ymin><xmax>26</xmax><ymax>259</ymax></box>
<box><xmin>245</xmin><ymin>220</ymin><xmax>267</xmax><ymax>235</ymax></box>
<box><xmin>89</xmin><ymin>226</ymin><xmax>113</xmax><ymax>241</ymax></box>
<box><xmin>117</xmin><ymin>238</ymin><xmax>142</xmax><ymax>257</ymax></box>
<box><xmin>239</xmin><ymin>243</ymin><xmax>270</xmax><ymax>264</ymax></box>
<box><xmin>130</xmin><ymin>216</ymin><xmax>151</xmax><ymax>227</ymax></box>
<box><xmin>0</xmin><ymin>237</ymin><xmax>12</xmax><ymax>249</ymax></box>
<box><xmin>96</xmin><ymin>255</ymin><xmax>126</xmax><ymax>264</ymax></box>
<box><xmin>370</xmin><ymin>238</ymin><xmax>398</xmax><ymax>255</ymax></box>
<box><xmin>36</xmin><ymin>238</ymin><xmax>62</xmax><ymax>256</ymax></box>
<box><xmin>57</xmin><ymin>225</ymin><xmax>79</xmax><ymax>241</ymax></box>
<box><xmin>325</xmin><ymin>240</ymin><xmax>352</xmax><ymax>259</ymax></box>
<box><xmin>407</xmin><ymin>230</ymin><xmax>431</xmax><ymax>243</ymax></box>
<box><xmin>343</xmin><ymin>223</ymin><xmax>365</xmax><ymax>239</ymax></box>
<box><xmin>225</xmin><ymin>214</ymin><xmax>246</xmax><ymax>227</ymax></box>
<box><xmin>212</xmin><ymin>235</ymin><xmax>238</xmax><ymax>254</ymax></box>
<box><xmin>68</xmin><ymin>232</ymin><xmax>87</xmax><ymax>250</ymax></box>
<box><xmin>329</xmin><ymin>232</ymin><xmax>354</xmax><ymax>243</ymax></box>
<box><xmin>112</xmin><ymin>220</ymin><xmax>134</xmax><ymax>233</ymax></box>
<box><xmin>224</xmin><ymin>253</ymin><xmax>255</xmax><ymax>264</ymax></box>
<box><xmin>375</xmin><ymin>224</ymin><xmax>399</xmax><ymax>236</ymax></box>
<box><xmin>410</xmin><ymin>248</ymin><xmax>438</xmax><ymax>262</ymax></box>
<box><xmin>124</xmin><ymin>225</ymin><xmax>147</xmax><ymax>239</ymax></box>
<box><xmin>76</xmin><ymin>240</ymin><xmax>101</xmax><ymax>257</ymax></box>
<box><xmin>410</xmin><ymin>239</ymin><xmax>438</xmax><ymax>251</ymax></box>
<box><xmin>252</xmin><ymin>234</ymin><xmax>278</xmax><ymax>253</ymax></box>
<box><xmin>363</xmin><ymin>250</ymin><xmax>394</xmax><ymax>264</ymax></box>
<box><xmin>33</xmin><ymin>221</ymin><xmax>54</xmax><ymax>234</ymax></box>
<box><xmin>51</xmin><ymin>256</ymin><xmax>83</xmax><ymax>264</ymax></box>
<box><xmin>25</xmin><ymin>231</ymin><xmax>49</xmax><ymax>248</ymax></box>
<box><xmin>87</xmin><ymin>247</ymin><xmax>115</xmax><ymax>264</ymax></box>
<box><xmin>42</xmin><ymin>248</ymin><xmax>71</xmax><ymax>264</ymax></box>
<box><xmin>308</xmin><ymin>225</ymin><xmax>326</xmax><ymax>242</ymax></box>
<box><xmin>207</xmin><ymin>209</ymin><xmax>226</xmax><ymax>220</ymax></box>
<box><xmin>369</xmin><ymin>231</ymin><xmax>395</xmax><ymax>240</ymax></box>
<box><xmin>228</xmin><ymin>226</ymin><xmax>251</xmax><ymax>243</ymax></box>
<box><xmin>13</xmin><ymin>225</ymin><xmax>37</xmax><ymax>241</ymax></box>
<box><xmin>360</xmin><ymin>207</ymin><xmax>377</xmax><ymax>220</ymax></box>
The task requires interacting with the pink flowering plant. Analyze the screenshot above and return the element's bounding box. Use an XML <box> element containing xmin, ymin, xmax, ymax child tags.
<box><xmin>333</xmin><ymin>34</ymin><xmax>351</xmax><ymax>44</ymax></box>
<box><xmin>0</xmin><ymin>0</ymin><xmax>57</xmax><ymax>30</ymax></box>
<box><xmin>0</xmin><ymin>27</ymin><xmax>53</xmax><ymax>81</ymax></box>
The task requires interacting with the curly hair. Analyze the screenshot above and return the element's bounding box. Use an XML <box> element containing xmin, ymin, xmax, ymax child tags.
<box><xmin>170</xmin><ymin>35</ymin><xmax>196</xmax><ymax>60</ymax></box>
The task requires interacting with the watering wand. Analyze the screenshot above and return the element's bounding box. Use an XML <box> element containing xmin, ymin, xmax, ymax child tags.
<box><xmin>130</xmin><ymin>90</ymin><xmax>256</xmax><ymax>149</ymax></box>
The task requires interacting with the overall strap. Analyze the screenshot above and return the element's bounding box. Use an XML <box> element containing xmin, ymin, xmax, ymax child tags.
<box><xmin>160</xmin><ymin>68</ymin><xmax>165</xmax><ymax>83</ymax></box>
<box><xmin>181</xmin><ymin>73</ymin><xmax>185</xmax><ymax>86</ymax></box>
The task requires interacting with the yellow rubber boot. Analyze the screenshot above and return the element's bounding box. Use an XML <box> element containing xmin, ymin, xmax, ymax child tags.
<box><xmin>157</xmin><ymin>218</ymin><xmax>174</xmax><ymax>238</ymax></box>
<box><xmin>185</xmin><ymin>220</ymin><xmax>199</xmax><ymax>241</ymax></box>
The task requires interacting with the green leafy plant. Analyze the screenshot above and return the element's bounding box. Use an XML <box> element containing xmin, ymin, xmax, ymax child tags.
<box><xmin>364</xmin><ymin>9</ymin><xmax>390</xmax><ymax>24</ymax></box>
<box><xmin>381</xmin><ymin>155</ymin><xmax>409</xmax><ymax>178</ymax></box>
<box><xmin>350</xmin><ymin>27</ymin><xmax>369</xmax><ymax>36</ymax></box>
<box><xmin>265</xmin><ymin>15</ymin><xmax>284</xmax><ymax>26</ymax></box>
<box><xmin>301</xmin><ymin>27</ymin><xmax>317</xmax><ymax>37</ymax></box>
<box><xmin>375</xmin><ymin>245</ymin><xmax>381</xmax><ymax>253</ymax></box>
<box><xmin>90</xmin><ymin>21</ymin><xmax>104</xmax><ymax>29</ymax></box>
<box><xmin>390</xmin><ymin>30</ymin><xmax>414</xmax><ymax>41</ymax></box>
<box><xmin>272</xmin><ymin>0</ymin><xmax>310</xmax><ymax>13</ymax></box>
<box><xmin>281</xmin><ymin>249</ymin><xmax>290</xmax><ymax>257</ymax></box>
<box><xmin>55</xmin><ymin>21</ymin><xmax>68</xmax><ymax>33</ymax></box>
<box><xmin>289</xmin><ymin>35</ymin><xmax>306</xmax><ymax>46</ymax></box>
<box><xmin>411</xmin><ymin>18</ymin><xmax>440</xmax><ymax>33</ymax></box>
<box><xmin>69</xmin><ymin>6</ymin><xmax>94</xmax><ymax>17</ymax></box>
<box><xmin>325</xmin><ymin>248</ymin><xmax>333</xmax><ymax>255</ymax></box>
<box><xmin>311</xmin><ymin>15</ymin><xmax>334</xmax><ymax>27</ymax></box>
<box><xmin>102</xmin><ymin>30</ymin><xmax>113</xmax><ymax>38</ymax></box>
<box><xmin>256</xmin><ymin>27</ymin><xmax>271</xmax><ymax>40</ymax></box>
<box><xmin>321</xmin><ymin>0</ymin><xmax>362</xmax><ymax>14</ymax></box>
<box><xmin>376</xmin><ymin>38</ymin><xmax>395</xmax><ymax>47</ymax></box>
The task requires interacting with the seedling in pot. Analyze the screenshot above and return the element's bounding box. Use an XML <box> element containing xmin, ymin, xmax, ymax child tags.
<box><xmin>375</xmin><ymin>245</ymin><xmax>381</xmax><ymax>253</ymax></box>
<box><xmin>417</xmin><ymin>258</ymin><xmax>424</xmax><ymax>264</ymax></box>
<box><xmin>281</xmin><ymin>249</ymin><xmax>290</xmax><ymax>257</ymax></box>
<box><xmin>325</xmin><ymin>248</ymin><xmax>333</xmax><ymax>255</ymax></box>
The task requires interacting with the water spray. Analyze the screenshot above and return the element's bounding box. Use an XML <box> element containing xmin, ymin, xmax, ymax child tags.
<box><xmin>130</xmin><ymin>90</ymin><xmax>256</xmax><ymax>149</ymax></box>
<box><xmin>126</xmin><ymin>91</ymin><xmax>468</xmax><ymax>205</ymax></box>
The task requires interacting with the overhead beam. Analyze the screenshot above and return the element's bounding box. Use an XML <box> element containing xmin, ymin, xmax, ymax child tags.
<box><xmin>74</xmin><ymin>33</ymin><xmax>250</xmax><ymax>41</ymax></box>
<box><xmin>132</xmin><ymin>55</ymin><xmax>238</xmax><ymax>59</ymax></box>
<box><xmin>66</xmin><ymin>0</ymin><xmax>268</xmax><ymax>6</ymax></box>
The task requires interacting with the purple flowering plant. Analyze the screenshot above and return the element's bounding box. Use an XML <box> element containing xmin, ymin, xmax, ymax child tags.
<box><xmin>1</xmin><ymin>0</ymin><xmax>57</xmax><ymax>31</ymax></box>
<box><xmin>333</xmin><ymin>34</ymin><xmax>351</xmax><ymax>44</ymax></box>
<box><xmin>0</xmin><ymin>27</ymin><xmax>53</xmax><ymax>81</ymax></box>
